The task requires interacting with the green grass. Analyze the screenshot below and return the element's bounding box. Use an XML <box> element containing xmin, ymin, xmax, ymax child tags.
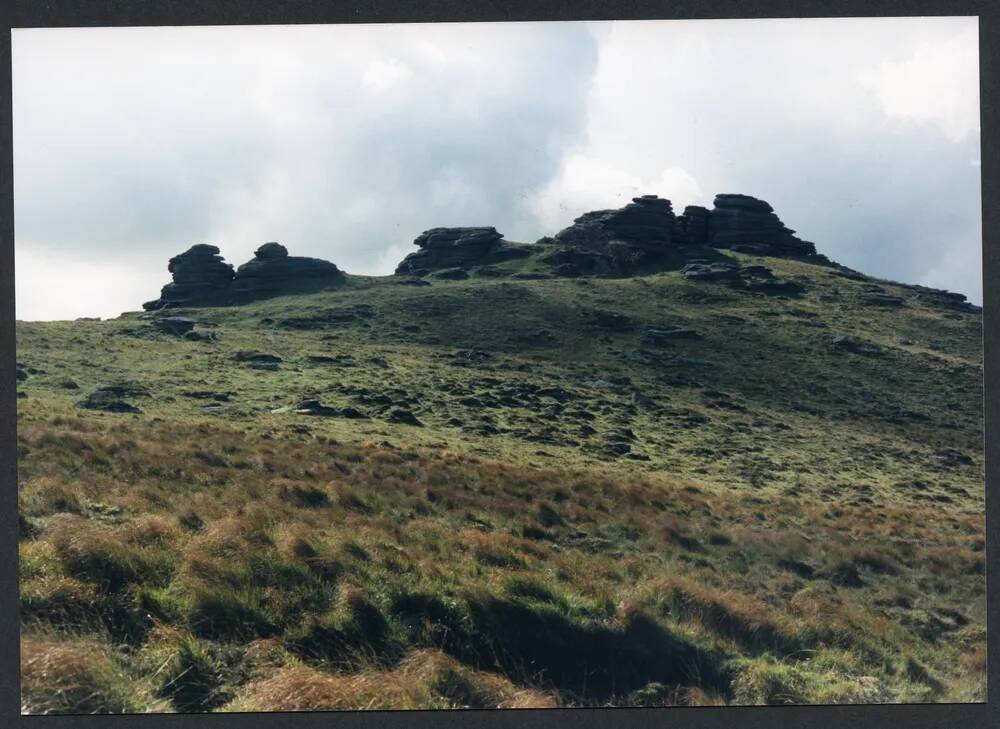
<box><xmin>16</xmin><ymin>252</ymin><xmax>985</xmax><ymax>711</ymax></box>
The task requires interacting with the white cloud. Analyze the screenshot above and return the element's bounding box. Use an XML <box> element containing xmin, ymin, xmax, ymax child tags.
<box><xmin>362</xmin><ymin>58</ymin><xmax>413</xmax><ymax>90</ymax></box>
<box><xmin>15</xmin><ymin>247</ymin><xmax>165</xmax><ymax>320</ymax></box>
<box><xmin>12</xmin><ymin>18</ymin><xmax>983</xmax><ymax>317</ymax></box>
<box><xmin>528</xmin><ymin>154</ymin><xmax>703</xmax><ymax>233</ymax></box>
<box><xmin>526</xmin><ymin>16</ymin><xmax>982</xmax><ymax>303</ymax></box>
<box><xmin>859</xmin><ymin>23</ymin><xmax>980</xmax><ymax>142</ymax></box>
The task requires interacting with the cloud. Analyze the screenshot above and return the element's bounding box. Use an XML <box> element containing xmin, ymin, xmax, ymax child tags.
<box><xmin>13</xmin><ymin>22</ymin><xmax>599</xmax><ymax>316</ymax></box>
<box><xmin>527</xmin><ymin>17</ymin><xmax>982</xmax><ymax>303</ymax></box>
<box><xmin>529</xmin><ymin>154</ymin><xmax>704</xmax><ymax>231</ymax></box>
<box><xmin>12</xmin><ymin>17</ymin><xmax>982</xmax><ymax>318</ymax></box>
<box><xmin>859</xmin><ymin>24</ymin><xmax>980</xmax><ymax>142</ymax></box>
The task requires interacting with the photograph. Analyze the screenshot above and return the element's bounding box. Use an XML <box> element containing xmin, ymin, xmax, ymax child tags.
<box><xmin>11</xmin><ymin>15</ymin><xmax>986</xmax><ymax>714</ymax></box>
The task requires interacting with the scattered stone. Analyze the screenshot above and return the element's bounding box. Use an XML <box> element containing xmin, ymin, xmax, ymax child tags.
<box><xmin>181</xmin><ymin>391</ymin><xmax>231</xmax><ymax>402</ymax></box>
<box><xmin>682</xmin><ymin>262</ymin><xmax>742</xmax><ymax>282</ymax></box>
<box><xmin>509</xmin><ymin>272</ymin><xmax>553</xmax><ymax>280</ymax></box>
<box><xmin>475</xmin><ymin>266</ymin><xmax>509</xmax><ymax>278</ymax></box>
<box><xmin>152</xmin><ymin>316</ymin><xmax>196</xmax><ymax>335</ymax></box>
<box><xmin>926</xmin><ymin>340</ymin><xmax>945</xmax><ymax>351</ymax></box>
<box><xmin>644</xmin><ymin>327</ymin><xmax>702</xmax><ymax>343</ymax></box>
<box><xmin>388</xmin><ymin>408</ymin><xmax>423</xmax><ymax>426</ymax></box>
<box><xmin>830</xmin><ymin>335</ymin><xmax>883</xmax><ymax>356</ymax></box>
<box><xmin>183</xmin><ymin>330</ymin><xmax>214</xmax><ymax>342</ymax></box>
<box><xmin>452</xmin><ymin>350</ymin><xmax>493</xmax><ymax>365</ymax></box>
<box><xmin>861</xmin><ymin>293</ymin><xmax>905</xmax><ymax>307</ymax></box>
<box><xmin>934</xmin><ymin>449</ymin><xmax>974</xmax><ymax>467</ymax></box>
<box><xmin>78</xmin><ymin>388</ymin><xmax>143</xmax><ymax>413</ymax></box>
<box><xmin>395</xmin><ymin>277</ymin><xmax>432</xmax><ymax>287</ymax></box>
<box><xmin>58</xmin><ymin>379</ymin><xmax>80</xmax><ymax>390</ymax></box>
<box><xmin>16</xmin><ymin>367</ymin><xmax>27</xmax><ymax>381</ymax></box>
<box><xmin>430</xmin><ymin>267</ymin><xmax>469</xmax><ymax>280</ymax></box>
<box><xmin>827</xmin><ymin>563</ymin><xmax>865</xmax><ymax>588</ymax></box>
<box><xmin>586</xmin><ymin>309</ymin><xmax>634</xmax><ymax>331</ymax></box>
<box><xmin>276</xmin><ymin>305</ymin><xmax>374</xmax><ymax>330</ymax></box>
<box><xmin>895</xmin><ymin>336</ymin><xmax>914</xmax><ymax>346</ymax></box>
<box><xmin>234</xmin><ymin>351</ymin><xmax>283</xmax><ymax>363</ymax></box>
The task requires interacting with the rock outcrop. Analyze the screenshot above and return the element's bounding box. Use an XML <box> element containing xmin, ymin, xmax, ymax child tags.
<box><xmin>143</xmin><ymin>244</ymin><xmax>234</xmax><ymax>310</ymax></box>
<box><xmin>145</xmin><ymin>242</ymin><xmax>343</xmax><ymax>309</ymax></box>
<box><xmin>231</xmin><ymin>242</ymin><xmax>344</xmax><ymax>299</ymax></box>
<box><xmin>394</xmin><ymin>227</ymin><xmax>530</xmax><ymax>276</ymax></box>
<box><xmin>705</xmin><ymin>194</ymin><xmax>818</xmax><ymax>258</ymax></box>
<box><xmin>532</xmin><ymin>192</ymin><xmax>825</xmax><ymax>278</ymax></box>
<box><xmin>551</xmin><ymin>195</ymin><xmax>676</xmax><ymax>251</ymax></box>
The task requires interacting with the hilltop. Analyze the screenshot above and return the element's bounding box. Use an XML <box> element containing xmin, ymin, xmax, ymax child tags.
<box><xmin>17</xmin><ymin>194</ymin><xmax>985</xmax><ymax>712</ymax></box>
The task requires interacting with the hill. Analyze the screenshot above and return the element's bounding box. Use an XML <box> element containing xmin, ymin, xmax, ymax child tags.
<box><xmin>16</xmin><ymin>194</ymin><xmax>985</xmax><ymax>712</ymax></box>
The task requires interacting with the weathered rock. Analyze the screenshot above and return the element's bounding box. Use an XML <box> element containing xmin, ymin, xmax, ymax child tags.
<box><xmin>431</xmin><ymin>267</ymin><xmax>469</xmax><ymax>280</ymax></box>
<box><xmin>395</xmin><ymin>227</ymin><xmax>528</xmax><ymax>276</ymax></box>
<box><xmin>78</xmin><ymin>387</ymin><xmax>143</xmax><ymax>413</ymax></box>
<box><xmin>232</xmin><ymin>242</ymin><xmax>343</xmax><ymax>299</ymax></box>
<box><xmin>234</xmin><ymin>351</ymin><xmax>282</xmax><ymax>363</ymax></box>
<box><xmin>682</xmin><ymin>262</ymin><xmax>742</xmax><ymax>282</ymax></box>
<box><xmin>707</xmin><ymin>194</ymin><xmax>818</xmax><ymax>258</ymax></box>
<box><xmin>674</xmin><ymin>205</ymin><xmax>711</xmax><ymax>246</ymax></box>
<box><xmin>643</xmin><ymin>327</ymin><xmax>702</xmax><ymax>344</ymax></box>
<box><xmin>830</xmin><ymin>334</ymin><xmax>883</xmax><ymax>356</ymax></box>
<box><xmin>552</xmin><ymin>195</ymin><xmax>676</xmax><ymax>251</ymax></box>
<box><xmin>153</xmin><ymin>316</ymin><xmax>196</xmax><ymax>335</ymax></box>
<box><xmin>861</xmin><ymin>293</ymin><xmax>905</xmax><ymax>307</ymax></box>
<box><xmin>182</xmin><ymin>391</ymin><xmax>231</xmax><ymax>402</ymax></box>
<box><xmin>143</xmin><ymin>244</ymin><xmax>234</xmax><ymax>310</ymax></box>
<box><xmin>388</xmin><ymin>408</ymin><xmax>422</xmax><ymax>426</ymax></box>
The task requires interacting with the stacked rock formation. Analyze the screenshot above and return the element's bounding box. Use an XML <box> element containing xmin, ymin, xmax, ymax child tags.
<box><xmin>552</xmin><ymin>195</ymin><xmax>676</xmax><ymax>251</ymax></box>
<box><xmin>231</xmin><ymin>242</ymin><xmax>343</xmax><ymax>299</ymax></box>
<box><xmin>534</xmin><ymin>192</ymin><xmax>822</xmax><ymax>278</ymax></box>
<box><xmin>705</xmin><ymin>194</ymin><xmax>817</xmax><ymax>257</ymax></box>
<box><xmin>673</xmin><ymin>205</ymin><xmax>710</xmax><ymax>246</ymax></box>
<box><xmin>144</xmin><ymin>242</ymin><xmax>343</xmax><ymax>309</ymax></box>
<box><xmin>394</xmin><ymin>227</ymin><xmax>529</xmax><ymax>276</ymax></box>
<box><xmin>143</xmin><ymin>244</ymin><xmax>234</xmax><ymax>310</ymax></box>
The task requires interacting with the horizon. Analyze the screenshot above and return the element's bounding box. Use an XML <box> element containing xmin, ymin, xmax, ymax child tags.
<box><xmin>12</xmin><ymin>17</ymin><xmax>982</xmax><ymax>320</ymax></box>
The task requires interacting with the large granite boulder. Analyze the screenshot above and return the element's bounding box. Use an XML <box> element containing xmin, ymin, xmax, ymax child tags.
<box><xmin>394</xmin><ymin>227</ymin><xmax>529</xmax><ymax>276</ymax></box>
<box><xmin>231</xmin><ymin>242</ymin><xmax>344</xmax><ymax>299</ymax></box>
<box><xmin>143</xmin><ymin>244</ymin><xmax>234</xmax><ymax>310</ymax></box>
<box><xmin>706</xmin><ymin>194</ymin><xmax>818</xmax><ymax>257</ymax></box>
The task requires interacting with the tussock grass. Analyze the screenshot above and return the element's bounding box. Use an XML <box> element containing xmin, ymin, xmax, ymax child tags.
<box><xmin>16</xmin><ymin>259</ymin><xmax>984</xmax><ymax>710</ymax></box>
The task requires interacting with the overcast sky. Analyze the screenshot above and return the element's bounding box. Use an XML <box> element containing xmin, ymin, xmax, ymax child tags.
<box><xmin>12</xmin><ymin>17</ymin><xmax>981</xmax><ymax>320</ymax></box>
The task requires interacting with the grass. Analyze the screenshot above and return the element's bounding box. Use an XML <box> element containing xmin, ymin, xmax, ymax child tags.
<box><xmin>16</xmin><ymin>251</ymin><xmax>985</xmax><ymax>711</ymax></box>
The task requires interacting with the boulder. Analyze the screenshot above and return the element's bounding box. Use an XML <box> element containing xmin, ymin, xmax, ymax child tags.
<box><xmin>78</xmin><ymin>384</ymin><xmax>147</xmax><ymax>413</ymax></box>
<box><xmin>143</xmin><ymin>244</ymin><xmax>234</xmax><ymax>310</ymax></box>
<box><xmin>682</xmin><ymin>262</ymin><xmax>742</xmax><ymax>282</ymax></box>
<box><xmin>830</xmin><ymin>334</ymin><xmax>883</xmax><ymax>356</ymax></box>
<box><xmin>860</xmin><ymin>293</ymin><xmax>905</xmax><ymax>307</ymax></box>
<box><xmin>231</xmin><ymin>242</ymin><xmax>343</xmax><ymax>299</ymax></box>
<box><xmin>152</xmin><ymin>316</ymin><xmax>196</xmax><ymax>335</ymax></box>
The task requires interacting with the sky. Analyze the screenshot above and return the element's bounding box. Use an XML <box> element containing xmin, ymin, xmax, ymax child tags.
<box><xmin>12</xmin><ymin>17</ymin><xmax>982</xmax><ymax>320</ymax></box>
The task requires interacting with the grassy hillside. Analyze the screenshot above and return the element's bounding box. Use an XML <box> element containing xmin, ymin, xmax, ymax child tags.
<box><xmin>17</xmin><ymin>251</ymin><xmax>985</xmax><ymax>712</ymax></box>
